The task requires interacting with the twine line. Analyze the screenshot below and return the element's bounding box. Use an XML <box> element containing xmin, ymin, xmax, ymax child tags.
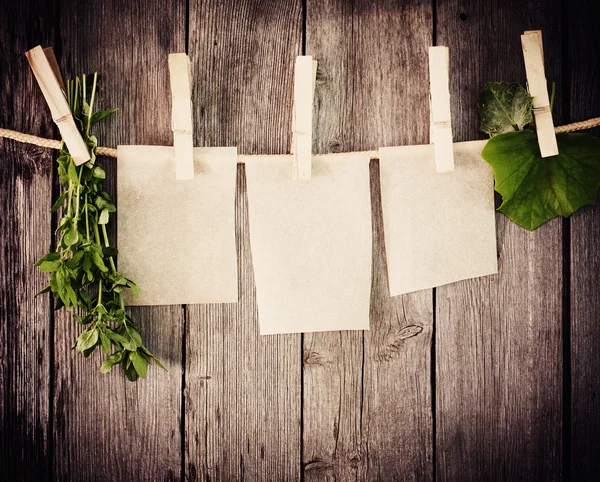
<box><xmin>2</xmin><ymin>117</ymin><xmax>600</xmax><ymax>160</ymax></box>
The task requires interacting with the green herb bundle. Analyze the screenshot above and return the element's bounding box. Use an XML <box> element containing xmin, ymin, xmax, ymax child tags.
<box><xmin>36</xmin><ymin>73</ymin><xmax>164</xmax><ymax>381</ymax></box>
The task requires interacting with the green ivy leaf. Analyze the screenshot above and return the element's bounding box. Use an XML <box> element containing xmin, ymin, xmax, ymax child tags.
<box><xmin>478</xmin><ymin>82</ymin><xmax>534</xmax><ymax>137</ymax></box>
<box><xmin>481</xmin><ymin>130</ymin><xmax>600</xmax><ymax>230</ymax></box>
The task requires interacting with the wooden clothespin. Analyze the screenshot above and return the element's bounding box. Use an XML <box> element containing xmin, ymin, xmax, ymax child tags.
<box><xmin>291</xmin><ymin>55</ymin><xmax>317</xmax><ymax>181</ymax></box>
<box><xmin>168</xmin><ymin>53</ymin><xmax>194</xmax><ymax>180</ymax></box>
<box><xmin>428</xmin><ymin>46</ymin><xmax>454</xmax><ymax>173</ymax></box>
<box><xmin>521</xmin><ymin>30</ymin><xmax>558</xmax><ymax>157</ymax></box>
<box><xmin>25</xmin><ymin>46</ymin><xmax>90</xmax><ymax>165</ymax></box>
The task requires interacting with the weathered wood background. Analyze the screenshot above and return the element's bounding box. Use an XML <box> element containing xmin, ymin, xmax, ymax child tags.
<box><xmin>1</xmin><ymin>0</ymin><xmax>599</xmax><ymax>480</ymax></box>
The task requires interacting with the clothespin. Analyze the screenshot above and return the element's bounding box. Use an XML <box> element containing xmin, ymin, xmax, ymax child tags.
<box><xmin>168</xmin><ymin>53</ymin><xmax>194</xmax><ymax>180</ymax></box>
<box><xmin>428</xmin><ymin>46</ymin><xmax>454</xmax><ymax>173</ymax></box>
<box><xmin>521</xmin><ymin>30</ymin><xmax>558</xmax><ymax>157</ymax></box>
<box><xmin>25</xmin><ymin>46</ymin><xmax>90</xmax><ymax>165</ymax></box>
<box><xmin>291</xmin><ymin>55</ymin><xmax>317</xmax><ymax>181</ymax></box>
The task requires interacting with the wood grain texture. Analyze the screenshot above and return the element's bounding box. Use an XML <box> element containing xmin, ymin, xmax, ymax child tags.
<box><xmin>3</xmin><ymin>0</ymin><xmax>600</xmax><ymax>480</ymax></box>
<box><xmin>0</xmin><ymin>1</ymin><xmax>56</xmax><ymax>479</ymax></box>
<box><xmin>51</xmin><ymin>1</ymin><xmax>186</xmax><ymax>479</ymax></box>
<box><xmin>304</xmin><ymin>1</ymin><xmax>433</xmax><ymax>479</ymax></box>
<box><xmin>435</xmin><ymin>1</ymin><xmax>564</xmax><ymax>480</ymax></box>
<box><xmin>185</xmin><ymin>2</ymin><xmax>303</xmax><ymax>480</ymax></box>
<box><xmin>569</xmin><ymin>0</ymin><xmax>600</xmax><ymax>479</ymax></box>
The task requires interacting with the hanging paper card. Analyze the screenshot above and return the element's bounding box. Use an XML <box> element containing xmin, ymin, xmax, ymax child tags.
<box><xmin>117</xmin><ymin>146</ymin><xmax>238</xmax><ymax>306</ymax></box>
<box><xmin>379</xmin><ymin>140</ymin><xmax>497</xmax><ymax>296</ymax></box>
<box><xmin>244</xmin><ymin>155</ymin><xmax>372</xmax><ymax>335</ymax></box>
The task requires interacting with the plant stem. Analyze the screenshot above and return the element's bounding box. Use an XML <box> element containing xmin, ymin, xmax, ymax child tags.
<box><xmin>84</xmin><ymin>193</ymin><xmax>90</xmax><ymax>242</ymax></box>
<box><xmin>87</xmin><ymin>73</ymin><xmax>98</xmax><ymax>136</ymax></box>
<box><xmin>101</xmin><ymin>224</ymin><xmax>117</xmax><ymax>273</ymax></box>
<box><xmin>93</xmin><ymin>222</ymin><xmax>102</xmax><ymax>246</ymax></box>
<box><xmin>97</xmin><ymin>279</ymin><xmax>103</xmax><ymax>323</ymax></box>
<box><xmin>74</xmin><ymin>78</ymin><xmax>79</xmax><ymax>114</ymax></box>
<box><xmin>82</xmin><ymin>75</ymin><xmax>86</xmax><ymax>109</ymax></box>
<box><xmin>73</xmin><ymin>167</ymin><xmax>83</xmax><ymax>233</ymax></box>
<box><xmin>66</xmin><ymin>180</ymin><xmax>73</xmax><ymax>218</ymax></box>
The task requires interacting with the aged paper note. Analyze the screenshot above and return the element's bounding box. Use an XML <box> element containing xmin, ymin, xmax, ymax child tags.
<box><xmin>117</xmin><ymin>146</ymin><xmax>238</xmax><ymax>306</ymax></box>
<box><xmin>244</xmin><ymin>155</ymin><xmax>372</xmax><ymax>335</ymax></box>
<box><xmin>379</xmin><ymin>140</ymin><xmax>497</xmax><ymax>296</ymax></box>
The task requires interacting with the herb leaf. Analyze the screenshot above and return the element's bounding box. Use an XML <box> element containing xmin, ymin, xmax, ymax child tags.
<box><xmin>90</xmin><ymin>108</ymin><xmax>119</xmax><ymax>127</ymax></box>
<box><xmin>129</xmin><ymin>351</ymin><xmax>148</xmax><ymax>379</ymax></box>
<box><xmin>478</xmin><ymin>82</ymin><xmax>534</xmax><ymax>137</ymax></box>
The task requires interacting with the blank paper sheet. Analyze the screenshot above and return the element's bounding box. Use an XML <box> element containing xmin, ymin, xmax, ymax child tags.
<box><xmin>117</xmin><ymin>146</ymin><xmax>238</xmax><ymax>306</ymax></box>
<box><xmin>244</xmin><ymin>155</ymin><xmax>372</xmax><ymax>335</ymax></box>
<box><xmin>379</xmin><ymin>140</ymin><xmax>497</xmax><ymax>296</ymax></box>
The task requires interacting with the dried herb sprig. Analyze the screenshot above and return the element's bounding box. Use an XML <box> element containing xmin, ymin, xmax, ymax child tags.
<box><xmin>36</xmin><ymin>73</ymin><xmax>164</xmax><ymax>381</ymax></box>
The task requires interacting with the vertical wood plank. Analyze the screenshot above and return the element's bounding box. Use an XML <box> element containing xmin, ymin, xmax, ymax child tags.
<box><xmin>52</xmin><ymin>1</ymin><xmax>186</xmax><ymax>479</ymax></box>
<box><xmin>436</xmin><ymin>1</ymin><xmax>564</xmax><ymax>480</ymax></box>
<box><xmin>304</xmin><ymin>1</ymin><xmax>433</xmax><ymax>479</ymax></box>
<box><xmin>569</xmin><ymin>0</ymin><xmax>600</xmax><ymax>479</ymax></box>
<box><xmin>0</xmin><ymin>1</ymin><xmax>56</xmax><ymax>479</ymax></box>
<box><xmin>185</xmin><ymin>2</ymin><xmax>303</xmax><ymax>480</ymax></box>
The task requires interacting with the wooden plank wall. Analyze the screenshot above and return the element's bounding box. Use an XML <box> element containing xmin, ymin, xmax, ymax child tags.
<box><xmin>1</xmin><ymin>0</ymin><xmax>600</xmax><ymax>480</ymax></box>
<box><xmin>0</xmin><ymin>1</ymin><xmax>55</xmax><ymax>480</ymax></box>
<box><xmin>186</xmin><ymin>2</ymin><xmax>303</xmax><ymax>480</ymax></box>
<box><xmin>304</xmin><ymin>1</ymin><xmax>433</xmax><ymax>480</ymax></box>
<box><xmin>435</xmin><ymin>1</ymin><xmax>564</xmax><ymax>480</ymax></box>
<box><xmin>569</xmin><ymin>0</ymin><xmax>600</xmax><ymax>479</ymax></box>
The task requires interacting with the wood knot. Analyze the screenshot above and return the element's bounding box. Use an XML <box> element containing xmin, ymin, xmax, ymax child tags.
<box><xmin>315</xmin><ymin>66</ymin><xmax>327</xmax><ymax>84</ymax></box>
<box><xmin>328</xmin><ymin>140</ymin><xmax>344</xmax><ymax>152</ymax></box>
<box><xmin>303</xmin><ymin>350</ymin><xmax>328</xmax><ymax>366</ymax></box>
<box><xmin>379</xmin><ymin>324</ymin><xmax>424</xmax><ymax>361</ymax></box>
<box><xmin>348</xmin><ymin>452</ymin><xmax>362</xmax><ymax>468</ymax></box>
<box><xmin>304</xmin><ymin>458</ymin><xmax>333</xmax><ymax>471</ymax></box>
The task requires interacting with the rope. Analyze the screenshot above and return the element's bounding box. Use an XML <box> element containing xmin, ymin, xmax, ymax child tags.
<box><xmin>554</xmin><ymin>117</ymin><xmax>600</xmax><ymax>133</ymax></box>
<box><xmin>2</xmin><ymin>117</ymin><xmax>600</xmax><ymax>161</ymax></box>
<box><xmin>0</xmin><ymin>128</ymin><xmax>118</xmax><ymax>157</ymax></box>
